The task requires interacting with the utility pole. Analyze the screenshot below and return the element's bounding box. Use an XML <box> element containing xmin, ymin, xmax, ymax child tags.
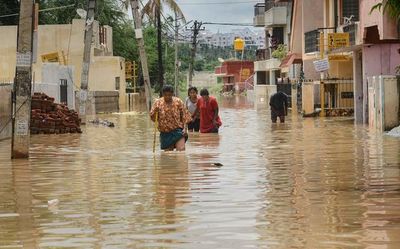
<box><xmin>174</xmin><ymin>11</ymin><xmax>179</xmax><ymax>97</ymax></box>
<box><xmin>78</xmin><ymin>0</ymin><xmax>96</xmax><ymax>124</ymax></box>
<box><xmin>187</xmin><ymin>20</ymin><xmax>204</xmax><ymax>87</ymax></box>
<box><xmin>11</xmin><ymin>0</ymin><xmax>35</xmax><ymax>159</ymax></box>
<box><xmin>157</xmin><ymin>8</ymin><xmax>164</xmax><ymax>96</ymax></box>
<box><xmin>130</xmin><ymin>0</ymin><xmax>152</xmax><ymax>111</ymax></box>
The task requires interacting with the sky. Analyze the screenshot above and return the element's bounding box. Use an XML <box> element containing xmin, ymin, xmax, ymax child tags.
<box><xmin>172</xmin><ymin>0</ymin><xmax>263</xmax><ymax>33</ymax></box>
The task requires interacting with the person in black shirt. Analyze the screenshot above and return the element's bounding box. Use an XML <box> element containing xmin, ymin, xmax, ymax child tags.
<box><xmin>269</xmin><ymin>91</ymin><xmax>288</xmax><ymax>123</ymax></box>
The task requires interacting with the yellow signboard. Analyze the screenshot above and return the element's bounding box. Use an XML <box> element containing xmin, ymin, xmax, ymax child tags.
<box><xmin>240</xmin><ymin>68</ymin><xmax>250</xmax><ymax>80</ymax></box>
<box><xmin>41</xmin><ymin>52</ymin><xmax>60</xmax><ymax>63</ymax></box>
<box><xmin>328</xmin><ymin>55</ymin><xmax>351</xmax><ymax>61</ymax></box>
<box><xmin>327</xmin><ymin>33</ymin><xmax>350</xmax><ymax>50</ymax></box>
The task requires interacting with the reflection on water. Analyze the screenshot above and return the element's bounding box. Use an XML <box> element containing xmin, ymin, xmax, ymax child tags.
<box><xmin>1</xmin><ymin>96</ymin><xmax>400</xmax><ymax>248</ymax></box>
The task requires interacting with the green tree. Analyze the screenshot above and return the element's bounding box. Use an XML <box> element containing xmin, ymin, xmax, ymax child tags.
<box><xmin>0</xmin><ymin>0</ymin><xmax>19</xmax><ymax>25</ymax></box>
<box><xmin>371</xmin><ymin>0</ymin><xmax>400</xmax><ymax>22</ymax></box>
<box><xmin>142</xmin><ymin>0</ymin><xmax>185</xmax><ymax>92</ymax></box>
<box><xmin>371</xmin><ymin>0</ymin><xmax>400</xmax><ymax>74</ymax></box>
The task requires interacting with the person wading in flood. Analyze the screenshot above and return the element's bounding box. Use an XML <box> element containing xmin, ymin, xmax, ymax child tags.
<box><xmin>269</xmin><ymin>91</ymin><xmax>289</xmax><ymax>123</ymax></box>
<box><xmin>150</xmin><ymin>85</ymin><xmax>192</xmax><ymax>151</ymax></box>
<box><xmin>185</xmin><ymin>86</ymin><xmax>200</xmax><ymax>132</ymax></box>
<box><xmin>195</xmin><ymin>88</ymin><xmax>222</xmax><ymax>133</ymax></box>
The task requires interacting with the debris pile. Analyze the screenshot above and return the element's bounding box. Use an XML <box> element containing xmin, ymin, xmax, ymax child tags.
<box><xmin>30</xmin><ymin>93</ymin><xmax>82</xmax><ymax>134</ymax></box>
<box><xmin>325</xmin><ymin>109</ymin><xmax>354</xmax><ymax>117</ymax></box>
<box><xmin>88</xmin><ymin>118</ymin><xmax>115</xmax><ymax>127</ymax></box>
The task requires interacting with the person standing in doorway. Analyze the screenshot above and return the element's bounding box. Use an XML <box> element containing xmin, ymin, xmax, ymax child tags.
<box><xmin>150</xmin><ymin>85</ymin><xmax>192</xmax><ymax>151</ymax></box>
<box><xmin>185</xmin><ymin>86</ymin><xmax>200</xmax><ymax>132</ymax></box>
<box><xmin>196</xmin><ymin>88</ymin><xmax>222</xmax><ymax>133</ymax></box>
<box><xmin>269</xmin><ymin>91</ymin><xmax>288</xmax><ymax>123</ymax></box>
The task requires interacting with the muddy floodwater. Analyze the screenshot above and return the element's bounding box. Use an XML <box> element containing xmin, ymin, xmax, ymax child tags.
<box><xmin>1</xmin><ymin>96</ymin><xmax>400</xmax><ymax>248</ymax></box>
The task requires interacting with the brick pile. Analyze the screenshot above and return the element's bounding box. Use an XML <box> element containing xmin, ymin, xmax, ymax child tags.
<box><xmin>30</xmin><ymin>93</ymin><xmax>82</xmax><ymax>134</ymax></box>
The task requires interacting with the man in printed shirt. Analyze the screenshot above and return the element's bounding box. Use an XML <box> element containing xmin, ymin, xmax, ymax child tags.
<box><xmin>150</xmin><ymin>85</ymin><xmax>192</xmax><ymax>151</ymax></box>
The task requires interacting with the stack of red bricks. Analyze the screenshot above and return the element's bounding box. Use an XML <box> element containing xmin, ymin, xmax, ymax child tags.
<box><xmin>30</xmin><ymin>93</ymin><xmax>82</xmax><ymax>134</ymax></box>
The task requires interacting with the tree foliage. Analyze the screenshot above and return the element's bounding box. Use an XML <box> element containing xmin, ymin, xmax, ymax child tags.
<box><xmin>0</xmin><ymin>0</ymin><xmax>19</xmax><ymax>25</ymax></box>
<box><xmin>271</xmin><ymin>44</ymin><xmax>287</xmax><ymax>61</ymax></box>
<box><xmin>370</xmin><ymin>0</ymin><xmax>400</xmax><ymax>22</ymax></box>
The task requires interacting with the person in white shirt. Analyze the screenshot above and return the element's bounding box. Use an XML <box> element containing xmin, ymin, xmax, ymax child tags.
<box><xmin>185</xmin><ymin>86</ymin><xmax>200</xmax><ymax>132</ymax></box>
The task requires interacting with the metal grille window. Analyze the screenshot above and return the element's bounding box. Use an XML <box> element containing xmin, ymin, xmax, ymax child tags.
<box><xmin>342</xmin><ymin>0</ymin><xmax>359</xmax><ymax>23</ymax></box>
<box><xmin>304</xmin><ymin>29</ymin><xmax>319</xmax><ymax>53</ymax></box>
<box><xmin>115</xmin><ymin>77</ymin><xmax>120</xmax><ymax>90</ymax></box>
<box><xmin>60</xmin><ymin>79</ymin><xmax>68</xmax><ymax>105</ymax></box>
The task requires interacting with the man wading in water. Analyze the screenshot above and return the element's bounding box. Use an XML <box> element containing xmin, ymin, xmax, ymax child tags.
<box><xmin>150</xmin><ymin>85</ymin><xmax>192</xmax><ymax>151</ymax></box>
<box><xmin>269</xmin><ymin>91</ymin><xmax>288</xmax><ymax>123</ymax></box>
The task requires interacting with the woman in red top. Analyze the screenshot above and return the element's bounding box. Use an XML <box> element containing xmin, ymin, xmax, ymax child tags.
<box><xmin>195</xmin><ymin>88</ymin><xmax>222</xmax><ymax>133</ymax></box>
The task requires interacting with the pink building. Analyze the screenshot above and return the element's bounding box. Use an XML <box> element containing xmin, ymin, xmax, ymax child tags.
<box><xmin>358</xmin><ymin>0</ymin><xmax>400</xmax><ymax>124</ymax></box>
<box><xmin>284</xmin><ymin>0</ymin><xmax>399</xmax><ymax>123</ymax></box>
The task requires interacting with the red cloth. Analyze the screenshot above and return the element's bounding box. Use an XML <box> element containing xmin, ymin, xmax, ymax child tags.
<box><xmin>197</xmin><ymin>96</ymin><xmax>222</xmax><ymax>133</ymax></box>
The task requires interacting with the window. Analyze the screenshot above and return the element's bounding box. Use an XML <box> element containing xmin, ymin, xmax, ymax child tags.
<box><xmin>304</xmin><ymin>29</ymin><xmax>320</xmax><ymax>53</ymax></box>
<box><xmin>115</xmin><ymin>77</ymin><xmax>120</xmax><ymax>90</ymax></box>
<box><xmin>341</xmin><ymin>0</ymin><xmax>359</xmax><ymax>23</ymax></box>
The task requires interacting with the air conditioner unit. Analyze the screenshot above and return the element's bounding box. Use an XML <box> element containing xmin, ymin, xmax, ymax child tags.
<box><xmin>341</xmin><ymin>21</ymin><xmax>361</xmax><ymax>46</ymax></box>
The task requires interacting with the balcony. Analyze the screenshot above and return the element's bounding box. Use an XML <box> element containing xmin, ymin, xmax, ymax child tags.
<box><xmin>265</xmin><ymin>2</ymin><xmax>288</xmax><ymax>27</ymax></box>
<box><xmin>254</xmin><ymin>58</ymin><xmax>281</xmax><ymax>71</ymax></box>
<box><xmin>253</xmin><ymin>3</ymin><xmax>265</xmax><ymax>27</ymax></box>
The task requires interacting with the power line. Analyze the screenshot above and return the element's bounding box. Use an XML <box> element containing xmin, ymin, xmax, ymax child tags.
<box><xmin>178</xmin><ymin>1</ymin><xmax>259</xmax><ymax>5</ymax></box>
<box><xmin>203</xmin><ymin>22</ymin><xmax>253</xmax><ymax>26</ymax></box>
<box><xmin>0</xmin><ymin>4</ymin><xmax>76</xmax><ymax>19</ymax></box>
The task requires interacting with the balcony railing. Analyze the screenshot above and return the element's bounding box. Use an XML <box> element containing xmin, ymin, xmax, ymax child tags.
<box><xmin>265</xmin><ymin>1</ymin><xmax>289</xmax><ymax>11</ymax></box>
<box><xmin>253</xmin><ymin>3</ymin><xmax>265</xmax><ymax>27</ymax></box>
<box><xmin>304</xmin><ymin>29</ymin><xmax>319</xmax><ymax>53</ymax></box>
<box><xmin>265</xmin><ymin>1</ymin><xmax>288</xmax><ymax>27</ymax></box>
<box><xmin>255</xmin><ymin>48</ymin><xmax>271</xmax><ymax>61</ymax></box>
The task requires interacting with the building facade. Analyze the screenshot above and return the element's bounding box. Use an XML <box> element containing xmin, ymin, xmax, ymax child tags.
<box><xmin>253</xmin><ymin>0</ymin><xmax>294</xmax><ymax>104</ymax></box>
<box><xmin>280</xmin><ymin>0</ymin><xmax>399</xmax><ymax>128</ymax></box>
<box><xmin>0</xmin><ymin>19</ymin><xmax>126</xmax><ymax>113</ymax></box>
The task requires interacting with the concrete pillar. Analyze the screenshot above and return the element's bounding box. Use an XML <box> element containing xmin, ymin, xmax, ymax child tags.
<box><xmin>362</xmin><ymin>48</ymin><xmax>369</xmax><ymax>124</ymax></box>
<box><xmin>270</xmin><ymin>70</ymin><xmax>276</xmax><ymax>85</ymax></box>
<box><xmin>353</xmin><ymin>50</ymin><xmax>363</xmax><ymax>124</ymax></box>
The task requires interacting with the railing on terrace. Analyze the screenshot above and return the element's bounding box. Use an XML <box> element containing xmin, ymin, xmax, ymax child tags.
<box><xmin>265</xmin><ymin>1</ymin><xmax>288</xmax><ymax>11</ymax></box>
<box><xmin>254</xmin><ymin>3</ymin><xmax>265</xmax><ymax>16</ymax></box>
<box><xmin>255</xmin><ymin>48</ymin><xmax>271</xmax><ymax>61</ymax></box>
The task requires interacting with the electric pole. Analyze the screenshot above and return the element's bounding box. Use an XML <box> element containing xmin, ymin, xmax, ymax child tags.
<box><xmin>11</xmin><ymin>0</ymin><xmax>35</xmax><ymax>159</ymax></box>
<box><xmin>78</xmin><ymin>0</ymin><xmax>96</xmax><ymax>124</ymax></box>
<box><xmin>174</xmin><ymin>12</ymin><xmax>179</xmax><ymax>97</ymax></box>
<box><xmin>130</xmin><ymin>0</ymin><xmax>152</xmax><ymax>111</ymax></box>
<box><xmin>157</xmin><ymin>8</ymin><xmax>163</xmax><ymax>96</ymax></box>
<box><xmin>187</xmin><ymin>20</ymin><xmax>204</xmax><ymax>87</ymax></box>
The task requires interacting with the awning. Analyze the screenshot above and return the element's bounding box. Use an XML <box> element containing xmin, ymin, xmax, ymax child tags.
<box><xmin>279</xmin><ymin>53</ymin><xmax>302</xmax><ymax>68</ymax></box>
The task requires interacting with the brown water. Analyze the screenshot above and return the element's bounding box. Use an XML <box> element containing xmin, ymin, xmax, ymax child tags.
<box><xmin>1</xmin><ymin>96</ymin><xmax>400</xmax><ymax>249</ymax></box>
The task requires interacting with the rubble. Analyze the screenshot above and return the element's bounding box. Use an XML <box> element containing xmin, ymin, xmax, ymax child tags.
<box><xmin>30</xmin><ymin>93</ymin><xmax>82</xmax><ymax>134</ymax></box>
<box><xmin>88</xmin><ymin>118</ymin><xmax>115</xmax><ymax>127</ymax></box>
<box><xmin>325</xmin><ymin>109</ymin><xmax>354</xmax><ymax>117</ymax></box>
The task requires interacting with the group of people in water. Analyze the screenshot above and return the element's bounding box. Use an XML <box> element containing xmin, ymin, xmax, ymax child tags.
<box><xmin>150</xmin><ymin>85</ymin><xmax>222</xmax><ymax>151</ymax></box>
<box><xmin>150</xmin><ymin>84</ymin><xmax>288</xmax><ymax>152</ymax></box>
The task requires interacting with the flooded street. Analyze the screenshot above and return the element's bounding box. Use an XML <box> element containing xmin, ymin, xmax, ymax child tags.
<box><xmin>1</xmin><ymin>96</ymin><xmax>400</xmax><ymax>248</ymax></box>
